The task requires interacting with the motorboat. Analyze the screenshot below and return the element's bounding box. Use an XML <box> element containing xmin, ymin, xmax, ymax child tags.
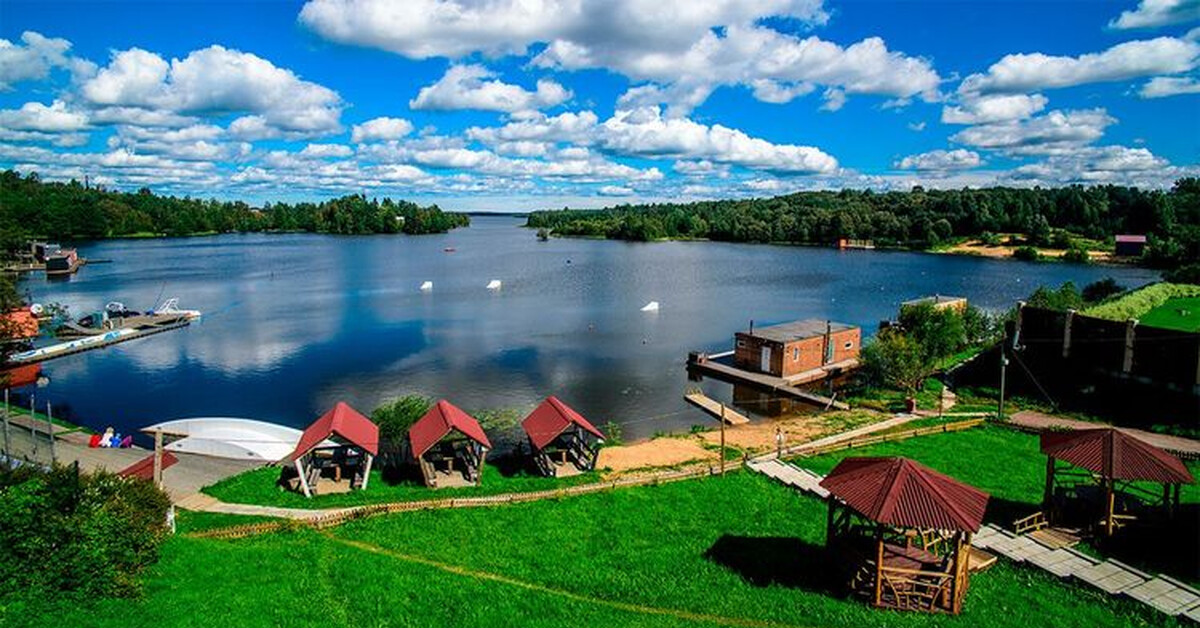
<box><xmin>140</xmin><ymin>417</ymin><xmax>334</xmax><ymax>462</ymax></box>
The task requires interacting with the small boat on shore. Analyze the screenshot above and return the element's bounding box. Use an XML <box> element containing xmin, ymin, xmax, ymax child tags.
<box><xmin>140</xmin><ymin>417</ymin><xmax>333</xmax><ymax>462</ymax></box>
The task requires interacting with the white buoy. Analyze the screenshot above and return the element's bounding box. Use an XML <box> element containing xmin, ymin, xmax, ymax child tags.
<box><xmin>486</xmin><ymin>279</ymin><xmax>502</xmax><ymax>290</ymax></box>
<box><xmin>640</xmin><ymin>301</ymin><xmax>659</xmax><ymax>312</ymax></box>
<box><xmin>420</xmin><ymin>281</ymin><xmax>433</xmax><ymax>291</ymax></box>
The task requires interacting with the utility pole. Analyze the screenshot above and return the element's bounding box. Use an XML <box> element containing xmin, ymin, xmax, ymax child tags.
<box><xmin>2</xmin><ymin>389</ymin><xmax>9</xmax><ymax>461</ymax></box>
<box><xmin>45</xmin><ymin>401</ymin><xmax>55</xmax><ymax>466</ymax></box>
<box><xmin>719</xmin><ymin>404</ymin><xmax>727</xmax><ymax>475</ymax></box>
<box><xmin>998</xmin><ymin>344</ymin><xmax>1009</xmax><ymax>421</ymax></box>
<box><xmin>153</xmin><ymin>429</ymin><xmax>164</xmax><ymax>488</ymax></box>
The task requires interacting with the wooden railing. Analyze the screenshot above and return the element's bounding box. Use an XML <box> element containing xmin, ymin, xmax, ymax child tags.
<box><xmin>797</xmin><ymin>418</ymin><xmax>984</xmax><ymax>458</ymax></box>
<box><xmin>1013</xmin><ymin>511</ymin><xmax>1048</xmax><ymax>535</ymax></box>
<box><xmin>878</xmin><ymin>567</ymin><xmax>954</xmax><ymax>613</ymax></box>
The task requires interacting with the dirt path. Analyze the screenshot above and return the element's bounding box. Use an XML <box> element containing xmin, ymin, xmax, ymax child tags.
<box><xmin>596</xmin><ymin>438</ymin><xmax>716</xmax><ymax>473</ymax></box>
<box><xmin>326</xmin><ymin>534</ymin><xmax>815</xmax><ymax>628</ymax></box>
<box><xmin>1009</xmin><ymin>410</ymin><xmax>1200</xmax><ymax>458</ymax></box>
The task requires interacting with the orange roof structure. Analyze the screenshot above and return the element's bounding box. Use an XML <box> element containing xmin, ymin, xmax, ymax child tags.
<box><xmin>1041</xmin><ymin>427</ymin><xmax>1194</xmax><ymax>485</ymax></box>
<box><xmin>118</xmin><ymin>451</ymin><xmax>179</xmax><ymax>481</ymax></box>
<box><xmin>282</xmin><ymin>402</ymin><xmax>379</xmax><ymax>463</ymax></box>
<box><xmin>1</xmin><ymin>309</ymin><xmax>39</xmax><ymax>341</ymax></box>
<box><xmin>521</xmin><ymin>396</ymin><xmax>605</xmax><ymax>451</ymax></box>
<box><xmin>820</xmin><ymin>457</ymin><xmax>990</xmax><ymax>533</ymax></box>
<box><xmin>408</xmin><ymin>399</ymin><xmax>491</xmax><ymax>458</ymax></box>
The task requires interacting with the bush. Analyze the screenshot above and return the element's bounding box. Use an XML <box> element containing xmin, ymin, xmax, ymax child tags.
<box><xmin>0</xmin><ymin>464</ymin><xmax>170</xmax><ymax>600</ymax></box>
<box><xmin>1164</xmin><ymin>263</ymin><xmax>1200</xmax><ymax>285</ymax></box>
<box><xmin>1062</xmin><ymin>247</ymin><xmax>1090</xmax><ymax>264</ymax></box>
<box><xmin>979</xmin><ymin>231</ymin><xmax>1002</xmax><ymax>246</ymax></box>
<box><xmin>1013</xmin><ymin>246</ymin><xmax>1041</xmax><ymax>261</ymax></box>
<box><xmin>1082</xmin><ymin>278</ymin><xmax>1125</xmax><ymax>303</ymax></box>
<box><xmin>1082</xmin><ymin>282</ymin><xmax>1200</xmax><ymax>321</ymax></box>
<box><xmin>860</xmin><ymin>329</ymin><xmax>934</xmax><ymax>397</ymax></box>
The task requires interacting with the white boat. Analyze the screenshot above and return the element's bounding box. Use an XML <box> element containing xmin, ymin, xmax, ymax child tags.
<box><xmin>486</xmin><ymin>279</ymin><xmax>502</xmax><ymax>290</ymax></box>
<box><xmin>140</xmin><ymin>417</ymin><xmax>333</xmax><ymax>462</ymax></box>
<box><xmin>641</xmin><ymin>301</ymin><xmax>660</xmax><ymax>312</ymax></box>
<box><xmin>420</xmin><ymin>281</ymin><xmax>434</xmax><ymax>291</ymax></box>
<box><xmin>150</xmin><ymin>297</ymin><xmax>202</xmax><ymax>320</ymax></box>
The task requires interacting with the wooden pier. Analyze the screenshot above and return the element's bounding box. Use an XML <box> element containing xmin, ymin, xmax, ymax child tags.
<box><xmin>683</xmin><ymin>390</ymin><xmax>749</xmax><ymax>425</ymax></box>
<box><xmin>687</xmin><ymin>353</ymin><xmax>850</xmax><ymax>410</ymax></box>
<box><xmin>9</xmin><ymin>320</ymin><xmax>193</xmax><ymax>365</ymax></box>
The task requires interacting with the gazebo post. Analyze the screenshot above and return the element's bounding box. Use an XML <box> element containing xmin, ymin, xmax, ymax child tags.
<box><xmin>1043</xmin><ymin>456</ymin><xmax>1056</xmax><ymax>516</ymax></box>
<box><xmin>295</xmin><ymin>457</ymin><xmax>312</xmax><ymax>498</ymax></box>
<box><xmin>874</xmin><ymin>527</ymin><xmax>884</xmax><ymax>607</ymax></box>
<box><xmin>360</xmin><ymin>453</ymin><xmax>373</xmax><ymax>490</ymax></box>
<box><xmin>1104</xmin><ymin>478</ymin><xmax>1115</xmax><ymax>536</ymax></box>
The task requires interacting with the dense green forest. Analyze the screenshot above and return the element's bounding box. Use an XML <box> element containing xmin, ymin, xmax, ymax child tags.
<box><xmin>527</xmin><ymin>179</ymin><xmax>1200</xmax><ymax>269</ymax></box>
<box><xmin>0</xmin><ymin>170</ymin><xmax>469</xmax><ymax>250</ymax></box>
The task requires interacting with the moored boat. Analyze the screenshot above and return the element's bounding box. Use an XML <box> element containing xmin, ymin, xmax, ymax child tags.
<box><xmin>140</xmin><ymin>417</ymin><xmax>335</xmax><ymax>461</ymax></box>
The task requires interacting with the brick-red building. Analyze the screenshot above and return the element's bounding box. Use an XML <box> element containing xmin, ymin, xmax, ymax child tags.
<box><xmin>734</xmin><ymin>319</ymin><xmax>860</xmax><ymax>378</ymax></box>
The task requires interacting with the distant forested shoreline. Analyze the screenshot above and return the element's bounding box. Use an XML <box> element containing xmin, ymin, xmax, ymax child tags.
<box><xmin>0</xmin><ymin>170</ymin><xmax>470</xmax><ymax>251</ymax></box>
<box><xmin>527</xmin><ymin>179</ymin><xmax>1200</xmax><ymax>270</ymax></box>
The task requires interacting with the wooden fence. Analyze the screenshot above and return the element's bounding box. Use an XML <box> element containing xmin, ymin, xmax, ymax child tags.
<box><xmin>793</xmin><ymin>418</ymin><xmax>985</xmax><ymax>458</ymax></box>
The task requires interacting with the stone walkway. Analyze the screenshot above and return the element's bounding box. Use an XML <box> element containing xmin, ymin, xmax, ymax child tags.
<box><xmin>749</xmin><ymin>461</ymin><xmax>1200</xmax><ymax>622</ymax></box>
<box><xmin>1009</xmin><ymin>411</ymin><xmax>1200</xmax><ymax>458</ymax></box>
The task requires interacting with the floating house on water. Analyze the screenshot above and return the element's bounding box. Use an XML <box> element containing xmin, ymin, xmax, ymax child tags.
<box><xmin>1114</xmin><ymin>234</ymin><xmax>1148</xmax><ymax>257</ymax></box>
<box><xmin>522</xmin><ymin>396</ymin><xmax>605</xmax><ymax>477</ymax></box>
<box><xmin>900</xmin><ymin>294</ymin><xmax>968</xmax><ymax>313</ymax></box>
<box><xmin>734</xmin><ymin>319</ymin><xmax>860</xmax><ymax>378</ymax></box>
<box><xmin>280</xmin><ymin>402</ymin><xmax>379</xmax><ymax>498</ymax></box>
<box><xmin>45</xmin><ymin>248</ymin><xmax>80</xmax><ymax>277</ymax></box>
<box><xmin>409</xmin><ymin>399</ymin><xmax>491</xmax><ymax>488</ymax></box>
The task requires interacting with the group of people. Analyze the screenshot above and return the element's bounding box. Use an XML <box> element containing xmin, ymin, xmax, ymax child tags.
<box><xmin>88</xmin><ymin>426</ymin><xmax>132</xmax><ymax>449</ymax></box>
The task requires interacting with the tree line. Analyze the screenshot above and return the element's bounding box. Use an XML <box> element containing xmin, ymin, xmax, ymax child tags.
<box><xmin>0</xmin><ymin>170</ymin><xmax>470</xmax><ymax>252</ymax></box>
<box><xmin>527</xmin><ymin>179</ymin><xmax>1200</xmax><ymax>270</ymax></box>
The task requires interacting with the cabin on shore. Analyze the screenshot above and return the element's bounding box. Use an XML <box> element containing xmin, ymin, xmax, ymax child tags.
<box><xmin>734</xmin><ymin>319</ymin><xmax>860</xmax><ymax>378</ymax></box>
<box><xmin>280</xmin><ymin>402</ymin><xmax>379</xmax><ymax>498</ymax></box>
<box><xmin>900</xmin><ymin>294</ymin><xmax>968</xmax><ymax>314</ymax></box>
<box><xmin>1114</xmin><ymin>234</ymin><xmax>1148</xmax><ymax>257</ymax></box>
<box><xmin>522</xmin><ymin>396</ymin><xmax>606</xmax><ymax>477</ymax></box>
<box><xmin>408</xmin><ymin>399</ymin><xmax>491</xmax><ymax>488</ymax></box>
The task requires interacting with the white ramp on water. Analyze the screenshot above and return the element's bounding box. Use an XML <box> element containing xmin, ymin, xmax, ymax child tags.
<box><xmin>420</xmin><ymin>281</ymin><xmax>433</xmax><ymax>291</ymax></box>
<box><xmin>486</xmin><ymin>279</ymin><xmax>502</xmax><ymax>290</ymax></box>
<box><xmin>641</xmin><ymin>301</ymin><xmax>660</xmax><ymax>312</ymax></box>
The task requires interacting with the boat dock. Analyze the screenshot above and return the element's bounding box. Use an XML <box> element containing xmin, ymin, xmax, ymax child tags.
<box><xmin>687</xmin><ymin>352</ymin><xmax>851</xmax><ymax>410</ymax></box>
<box><xmin>683</xmin><ymin>389</ymin><xmax>749</xmax><ymax>425</ymax></box>
<box><xmin>9</xmin><ymin>320</ymin><xmax>193</xmax><ymax>365</ymax></box>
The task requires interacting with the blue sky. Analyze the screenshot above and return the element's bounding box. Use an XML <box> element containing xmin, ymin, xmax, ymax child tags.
<box><xmin>0</xmin><ymin>0</ymin><xmax>1198</xmax><ymax>211</ymax></box>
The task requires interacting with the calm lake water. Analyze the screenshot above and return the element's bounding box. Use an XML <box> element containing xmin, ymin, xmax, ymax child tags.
<box><xmin>18</xmin><ymin>216</ymin><xmax>1159</xmax><ymax>443</ymax></box>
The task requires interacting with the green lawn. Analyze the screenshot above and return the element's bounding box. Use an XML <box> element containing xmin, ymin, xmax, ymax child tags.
<box><xmin>203</xmin><ymin>463</ymin><xmax>601</xmax><ymax>508</ymax></box>
<box><xmin>1139</xmin><ymin>297</ymin><xmax>1200</xmax><ymax>332</ymax></box>
<box><xmin>11</xmin><ymin>468</ymin><xmax>1187</xmax><ymax>628</ymax></box>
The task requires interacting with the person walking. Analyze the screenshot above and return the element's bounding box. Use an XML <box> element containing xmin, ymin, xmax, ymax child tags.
<box><xmin>775</xmin><ymin>426</ymin><xmax>785</xmax><ymax>458</ymax></box>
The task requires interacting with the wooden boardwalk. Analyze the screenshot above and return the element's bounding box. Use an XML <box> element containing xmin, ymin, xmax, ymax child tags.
<box><xmin>688</xmin><ymin>358</ymin><xmax>850</xmax><ymax>410</ymax></box>
<box><xmin>683</xmin><ymin>391</ymin><xmax>749</xmax><ymax>425</ymax></box>
<box><xmin>750</xmin><ymin>460</ymin><xmax>1200</xmax><ymax>621</ymax></box>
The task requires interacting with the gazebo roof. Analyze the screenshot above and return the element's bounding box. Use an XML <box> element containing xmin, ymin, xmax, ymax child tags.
<box><xmin>283</xmin><ymin>402</ymin><xmax>379</xmax><ymax>463</ymax></box>
<box><xmin>118</xmin><ymin>452</ymin><xmax>179</xmax><ymax>481</ymax></box>
<box><xmin>1041</xmin><ymin>427</ymin><xmax>1194</xmax><ymax>485</ymax></box>
<box><xmin>409</xmin><ymin>399</ymin><xmax>492</xmax><ymax>458</ymax></box>
<box><xmin>819</xmin><ymin>457</ymin><xmax>990</xmax><ymax>533</ymax></box>
<box><xmin>521</xmin><ymin>396</ymin><xmax>606</xmax><ymax>451</ymax></box>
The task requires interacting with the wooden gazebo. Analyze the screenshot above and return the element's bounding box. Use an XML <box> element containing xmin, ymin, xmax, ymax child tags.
<box><xmin>819</xmin><ymin>457</ymin><xmax>989</xmax><ymax>615</ymax></box>
<box><xmin>409</xmin><ymin>400</ymin><xmax>492</xmax><ymax>488</ymax></box>
<box><xmin>522</xmin><ymin>396</ymin><xmax>606</xmax><ymax>477</ymax></box>
<box><xmin>280</xmin><ymin>402</ymin><xmax>379</xmax><ymax>498</ymax></box>
<box><xmin>1040</xmin><ymin>427</ymin><xmax>1194</xmax><ymax>536</ymax></box>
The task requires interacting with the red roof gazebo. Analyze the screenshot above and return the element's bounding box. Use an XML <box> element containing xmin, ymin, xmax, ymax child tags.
<box><xmin>1040</xmin><ymin>427</ymin><xmax>1194</xmax><ymax>536</ymax></box>
<box><xmin>521</xmin><ymin>396</ymin><xmax>606</xmax><ymax>476</ymax></box>
<box><xmin>282</xmin><ymin>402</ymin><xmax>379</xmax><ymax>498</ymax></box>
<box><xmin>408</xmin><ymin>400</ymin><xmax>492</xmax><ymax>488</ymax></box>
<box><xmin>820</xmin><ymin>457</ymin><xmax>990</xmax><ymax>614</ymax></box>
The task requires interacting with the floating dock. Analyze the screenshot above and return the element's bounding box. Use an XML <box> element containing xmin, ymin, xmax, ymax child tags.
<box><xmin>9</xmin><ymin>321</ymin><xmax>192</xmax><ymax>365</ymax></box>
<box><xmin>683</xmin><ymin>390</ymin><xmax>749</xmax><ymax>425</ymax></box>
<box><xmin>687</xmin><ymin>352</ymin><xmax>851</xmax><ymax>410</ymax></box>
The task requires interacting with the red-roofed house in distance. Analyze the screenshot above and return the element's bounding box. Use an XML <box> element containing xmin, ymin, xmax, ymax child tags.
<box><xmin>280</xmin><ymin>402</ymin><xmax>379</xmax><ymax>498</ymax></box>
<box><xmin>819</xmin><ymin>457</ymin><xmax>991</xmax><ymax>615</ymax></box>
<box><xmin>408</xmin><ymin>399</ymin><xmax>491</xmax><ymax>488</ymax></box>
<box><xmin>522</xmin><ymin>396</ymin><xmax>606</xmax><ymax>477</ymax></box>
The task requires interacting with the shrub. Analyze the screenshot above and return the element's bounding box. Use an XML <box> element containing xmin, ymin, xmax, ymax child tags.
<box><xmin>1082</xmin><ymin>282</ymin><xmax>1200</xmax><ymax>321</ymax></box>
<box><xmin>1082</xmin><ymin>278</ymin><xmax>1125</xmax><ymax>303</ymax></box>
<box><xmin>1164</xmin><ymin>263</ymin><xmax>1200</xmax><ymax>285</ymax></box>
<box><xmin>0</xmin><ymin>464</ymin><xmax>170</xmax><ymax>601</ymax></box>
<box><xmin>1062</xmin><ymin>247</ymin><xmax>1090</xmax><ymax>264</ymax></box>
<box><xmin>1013</xmin><ymin>246</ymin><xmax>1041</xmax><ymax>261</ymax></box>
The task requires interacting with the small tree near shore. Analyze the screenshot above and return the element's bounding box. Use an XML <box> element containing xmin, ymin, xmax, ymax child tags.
<box><xmin>860</xmin><ymin>330</ymin><xmax>935</xmax><ymax>400</ymax></box>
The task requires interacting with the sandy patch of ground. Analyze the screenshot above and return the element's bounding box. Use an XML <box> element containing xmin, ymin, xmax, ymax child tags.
<box><xmin>940</xmin><ymin>238</ymin><xmax>1119</xmax><ymax>263</ymax></box>
<box><xmin>697</xmin><ymin>415</ymin><xmax>828</xmax><ymax>454</ymax></box>
<box><xmin>597</xmin><ymin>438</ymin><xmax>716</xmax><ymax>473</ymax></box>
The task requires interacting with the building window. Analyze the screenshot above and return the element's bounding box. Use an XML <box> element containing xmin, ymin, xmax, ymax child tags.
<box><xmin>844</xmin><ymin>341</ymin><xmax>853</xmax><ymax>349</ymax></box>
<box><xmin>737</xmin><ymin>340</ymin><xmax>745</xmax><ymax>348</ymax></box>
<box><xmin>792</xmin><ymin>347</ymin><xmax>799</xmax><ymax>361</ymax></box>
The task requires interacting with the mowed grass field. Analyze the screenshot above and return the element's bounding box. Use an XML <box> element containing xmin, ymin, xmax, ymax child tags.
<box><xmin>8</xmin><ymin>427</ymin><xmax>1194</xmax><ymax>628</ymax></box>
<box><xmin>1139</xmin><ymin>297</ymin><xmax>1200</xmax><ymax>332</ymax></box>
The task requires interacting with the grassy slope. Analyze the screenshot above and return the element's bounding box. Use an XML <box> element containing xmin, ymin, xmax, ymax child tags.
<box><xmin>1139</xmin><ymin>297</ymin><xmax>1200</xmax><ymax>332</ymax></box>
<box><xmin>1082</xmin><ymin>283</ymin><xmax>1200</xmax><ymax>323</ymax></box>
<box><xmin>204</xmin><ymin>463</ymin><xmax>600</xmax><ymax>508</ymax></box>
<box><xmin>8</xmin><ymin>468</ymin><xmax>1185</xmax><ymax>628</ymax></box>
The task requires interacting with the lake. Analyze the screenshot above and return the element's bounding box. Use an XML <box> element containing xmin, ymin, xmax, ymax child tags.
<box><xmin>16</xmin><ymin>216</ymin><xmax>1160</xmax><ymax>443</ymax></box>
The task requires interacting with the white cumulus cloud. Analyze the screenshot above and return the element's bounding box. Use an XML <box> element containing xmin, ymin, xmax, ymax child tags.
<box><xmin>0</xmin><ymin>31</ymin><xmax>94</xmax><ymax>89</ymax></box>
<box><xmin>351</xmin><ymin>117</ymin><xmax>414</xmax><ymax>142</ymax></box>
<box><xmin>1110</xmin><ymin>0</ymin><xmax>1200</xmax><ymax>30</ymax></box>
<box><xmin>0</xmin><ymin>100</ymin><xmax>89</xmax><ymax>132</ymax></box>
<box><xmin>895</xmin><ymin>149</ymin><xmax>982</xmax><ymax>171</ymax></box>
<box><xmin>942</xmin><ymin>94</ymin><xmax>1049</xmax><ymax>124</ymax></box>
<box><xmin>1140</xmin><ymin>74</ymin><xmax>1200</xmax><ymax>96</ymax></box>
<box><xmin>409</xmin><ymin>64</ymin><xmax>570</xmax><ymax>113</ymax></box>
<box><xmin>951</xmin><ymin>109</ymin><xmax>1116</xmax><ymax>155</ymax></box>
